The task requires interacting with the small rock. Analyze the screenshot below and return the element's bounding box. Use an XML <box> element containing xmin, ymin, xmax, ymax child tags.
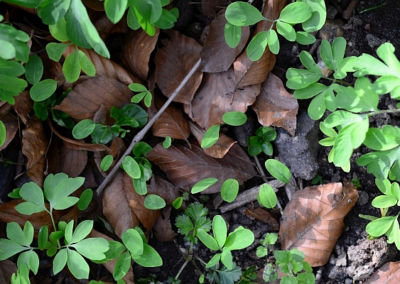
<box><xmin>328</xmin><ymin>266</ymin><xmax>346</xmax><ymax>281</ymax></box>
<box><xmin>366</xmin><ymin>34</ymin><xmax>383</xmax><ymax>49</ymax></box>
<box><xmin>319</xmin><ymin>19</ymin><xmax>344</xmax><ymax>42</ymax></box>
<box><xmin>326</xmin><ymin>5</ymin><xmax>339</xmax><ymax>20</ymax></box>
<box><xmin>345</xmin><ymin>279</ymin><xmax>353</xmax><ymax>284</ymax></box>
<box><xmin>356</xmin><ymin>190</ymin><xmax>369</xmax><ymax>206</ymax></box>
<box><xmin>274</xmin><ymin>112</ymin><xmax>320</xmax><ymax>180</ymax></box>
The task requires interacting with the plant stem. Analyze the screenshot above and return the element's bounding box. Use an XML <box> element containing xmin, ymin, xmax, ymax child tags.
<box><xmin>96</xmin><ymin>59</ymin><xmax>202</xmax><ymax>197</ymax></box>
<box><xmin>174</xmin><ymin>259</ymin><xmax>189</xmax><ymax>280</ymax></box>
<box><xmin>369</xmin><ymin>108</ymin><xmax>400</xmax><ymax>116</ymax></box>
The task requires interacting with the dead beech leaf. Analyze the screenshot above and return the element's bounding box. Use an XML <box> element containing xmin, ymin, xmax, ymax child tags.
<box><xmin>13</xmin><ymin>90</ymin><xmax>32</xmax><ymax>124</ymax></box>
<box><xmin>148</xmin><ymin>94</ymin><xmax>190</xmax><ymax>142</ymax></box>
<box><xmin>153</xmin><ymin>206</ymin><xmax>178</xmax><ymax>242</ymax></box>
<box><xmin>22</xmin><ymin>116</ymin><xmax>47</xmax><ymax>187</ymax></box>
<box><xmin>244</xmin><ymin>207</ymin><xmax>279</xmax><ymax>231</ymax></box>
<box><xmin>59</xmin><ymin>143</ymin><xmax>87</xmax><ymax>177</ymax></box>
<box><xmin>155</xmin><ymin>30</ymin><xmax>203</xmax><ymax>104</ymax></box>
<box><xmin>185</xmin><ymin>69</ymin><xmax>260</xmax><ymax>129</ymax></box>
<box><xmin>0</xmin><ymin>260</ymin><xmax>17</xmax><ymax>283</ymax></box>
<box><xmin>103</xmin><ymin>171</ymin><xmax>160</xmax><ymax>237</ymax></box>
<box><xmin>148</xmin><ymin>176</ymin><xmax>181</xmax><ymax>205</ymax></box>
<box><xmin>189</xmin><ymin>121</ymin><xmax>236</xmax><ymax>159</ymax></box>
<box><xmin>63</xmin><ymin>46</ymin><xmax>141</xmax><ymax>86</ymax></box>
<box><xmin>89</xmin><ymin>229</ymin><xmax>135</xmax><ymax>284</ymax></box>
<box><xmin>201</xmin><ymin>14</ymin><xmax>250</xmax><ymax>73</ymax></box>
<box><xmin>49</xmin><ymin>119</ymin><xmax>110</xmax><ymax>152</ymax></box>
<box><xmin>365</xmin><ymin>261</ymin><xmax>400</xmax><ymax>284</ymax></box>
<box><xmin>202</xmin><ymin>0</ymin><xmax>227</xmax><ymax>18</ymax></box>
<box><xmin>252</xmin><ymin>73</ymin><xmax>298</xmax><ymax>136</ymax></box>
<box><xmin>122</xmin><ymin>29</ymin><xmax>160</xmax><ymax>81</ymax></box>
<box><xmin>0</xmin><ymin>113</ymin><xmax>18</xmax><ymax>151</ymax></box>
<box><xmin>147</xmin><ymin>142</ymin><xmax>256</xmax><ymax>194</ymax></box>
<box><xmin>53</xmin><ymin>76</ymin><xmax>132</xmax><ymax>121</ymax></box>
<box><xmin>233</xmin><ymin>0</ymin><xmax>286</xmax><ymax>88</ymax></box>
<box><xmin>280</xmin><ymin>183</ymin><xmax>358</xmax><ymax>267</ymax></box>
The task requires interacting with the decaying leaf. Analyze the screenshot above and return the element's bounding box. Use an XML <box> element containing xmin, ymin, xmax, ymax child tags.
<box><xmin>189</xmin><ymin>121</ymin><xmax>236</xmax><ymax>159</ymax></box>
<box><xmin>280</xmin><ymin>183</ymin><xmax>358</xmax><ymax>266</ymax></box>
<box><xmin>148</xmin><ymin>176</ymin><xmax>181</xmax><ymax>205</ymax></box>
<box><xmin>59</xmin><ymin>143</ymin><xmax>87</xmax><ymax>177</ymax></box>
<box><xmin>155</xmin><ymin>30</ymin><xmax>203</xmax><ymax>104</ymax></box>
<box><xmin>89</xmin><ymin>229</ymin><xmax>135</xmax><ymax>284</ymax></box>
<box><xmin>186</xmin><ymin>69</ymin><xmax>260</xmax><ymax>129</ymax></box>
<box><xmin>147</xmin><ymin>142</ymin><xmax>256</xmax><ymax>194</ymax></box>
<box><xmin>13</xmin><ymin>90</ymin><xmax>32</xmax><ymax>124</ymax></box>
<box><xmin>64</xmin><ymin>46</ymin><xmax>141</xmax><ymax>86</ymax></box>
<box><xmin>201</xmin><ymin>14</ymin><xmax>249</xmax><ymax>73</ymax></box>
<box><xmin>244</xmin><ymin>207</ymin><xmax>279</xmax><ymax>231</ymax></box>
<box><xmin>22</xmin><ymin>116</ymin><xmax>48</xmax><ymax>186</ymax></box>
<box><xmin>103</xmin><ymin>171</ymin><xmax>160</xmax><ymax>237</ymax></box>
<box><xmin>0</xmin><ymin>260</ymin><xmax>17</xmax><ymax>283</ymax></box>
<box><xmin>252</xmin><ymin>73</ymin><xmax>298</xmax><ymax>136</ymax></box>
<box><xmin>122</xmin><ymin>29</ymin><xmax>160</xmax><ymax>81</ymax></box>
<box><xmin>365</xmin><ymin>261</ymin><xmax>400</xmax><ymax>283</ymax></box>
<box><xmin>0</xmin><ymin>113</ymin><xmax>18</xmax><ymax>151</ymax></box>
<box><xmin>201</xmin><ymin>0</ymin><xmax>227</xmax><ymax>18</ymax></box>
<box><xmin>53</xmin><ymin>76</ymin><xmax>132</xmax><ymax>121</ymax></box>
<box><xmin>148</xmin><ymin>94</ymin><xmax>190</xmax><ymax>143</ymax></box>
<box><xmin>153</xmin><ymin>206</ymin><xmax>178</xmax><ymax>242</ymax></box>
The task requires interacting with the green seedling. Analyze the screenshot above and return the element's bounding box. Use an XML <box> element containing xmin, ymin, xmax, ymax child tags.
<box><xmin>248</xmin><ymin>126</ymin><xmax>276</xmax><ymax>157</ymax></box>
<box><xmin>129</xmin><ymin>83</ymin><xmax>153</xmax><ymax>108</ymax></box>
<box><xmin>2</xmin><ymin>173</ymin><xmax>162</xmax><ymax>283</ymax></box>
<box><xmin>224</xmin><ymin>0</ymin><xmax>326</xmax><ymax>60</ymax></box>
<box><xmin>256</xmin><ymin>233</ymin><xmax>278</xmax><ymax>258</ymax></box>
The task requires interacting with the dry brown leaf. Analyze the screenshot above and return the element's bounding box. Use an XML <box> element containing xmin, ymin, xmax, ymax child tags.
<box><xmin>147</xmin><ymin>142</ymin><xmax>256</xmax><ymax>194</ymax></box>
<box><xmin>0</xmin><ymin>113</ymin><xmax>18</xmax><ymax>151</ymax></box>
<box><xmin>22</xmin><ymin>116</ymin><xmax>47</xmax><ymax>186</ymax></box>
<box><xmin>233</xmin><ymin>0</ymin><xmax>286</xmax><ymax>88</ymax></box>
<box><xmin>201</xmin><ymin>14</ymin><xmax>249</xmax><ymax>73</ymax></box>
<box><xmin>252</xmin><ymin>73</ymin><xmax>298</xmax><ymax>136</ymax></box>
<box><xmin>103</xmin><ymin>171</ymin><xmax>160</xmax><ymax>237</ymax></box>
<box><xmin>189</xmin><ymin>121</ymin><xmax>236</xmax><ymax>159</ymax></box>
<box><xmin>153</xmin><ymin>206</ymin><xmax>178</xmax><ymax>242</ymax></box>
<box><xmin>95</xmin><ymin>14</ymin><xmax>129</xmax><ymax>41</ymax></box>
<box><xmin>63</xmin><ymin>46</ymin><xmax>140</xmax><ymax>86</ymax></box>
<box><xmin>49</xmin><ymin>119</ymin><xmax>110</xmax><ymax>152</ymax></box>
<box><xmin>13</xmin><ymin>90</ymin><xmax>32</xmax><ymax>124</ymax></box>
<box><xmin>201</xmin><ymin>0</ymin><xmax>227</xmax><ymax>18</ymax></box>
<box><xmin>59</xmin><ymin>143</ymin><xmax>87</xmax><ymax>177</ymax></box>
<box><xmin>82</xmin><ymin>0</ymin><xmax>104</xmax><ymax>11</ymax></box>
<box><xmin>280</xmin><ymin>183</ymin><xmax>358</xmax><ymax>267</ymax></box>
<box><xmin>148</xmin><ymin>176</ymin><xmax>181</xmax><ymax>205</ymax></box>
<box><xmin>185</xmin><ymin>69</ymin><xmax>260</xmax><ymax>129</ymax></box>
<box><xmin>89</xmin><ymin>229</ymin><xmax>135</xmax><ymax>284</ymax></box>
<box><xmin>155</xmin><ymin>30</ymin><xmax>203</xmax><ymax>104</ymax></box>
<box><xmin>53</xmin><ymin>76</ymin><xmax>132</xmax><ymax>121</ymax></box>
<box><xmin>148</xmin><ymin>94</ymin><xmax>190</xmax><ymax>142</ymax></box>
<box><xmin>0</xmin><ymin>260</ymin><xmax>17</xmax><ymax>283</ymax></box>
<box><xmin>365</xmin><ymin>261</ymin><xmax>400</xmax><ymax>283</ymax></box>
<box><xmin>122</xmin><ymin>29</ymin><xmax>160</xmax><ymax>80</ymax></box>
<box><xmin>244</xmin><ymin>207</ymin><xmax>279</xmax><ymax>231</ymax></box>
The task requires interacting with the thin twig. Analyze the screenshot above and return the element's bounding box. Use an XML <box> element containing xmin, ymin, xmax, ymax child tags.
<box><xmin>96</xmin><ymin>59</ymin><xmax>202</xmax><ymax>197</ymax></box>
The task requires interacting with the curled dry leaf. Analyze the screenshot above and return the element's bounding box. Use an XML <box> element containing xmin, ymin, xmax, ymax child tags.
<box><xmin>185</xmin><ymin>68</ymin><xmax>260</xmax><ymax>129</ymax></box>
<box><xmin>49</xmin><ymin>119</ymin><xmax>110</xmax><ymax>152</ymax></box>
<box><xmin>53</xmin><ymin>76</ymin><xmax>132</xmax><ymax>121</ymax></box>
<box><xmin>147</xmin><ymin>142</ymin><xmax>256</xmax><ymax>194</ymax></box>
<box><xmin>233</xmin><ymin>0</ymin><xmax>286</xmax><ymax>88</ymax></box>
<box><xmin>280</xmin><ymin>183</ymin><xmax>358</xmax><ymax>267</ymax></box>
<box><xmin>0</xmin><ymin>113</ymin><xmax>18</xmax><ymax>151</ymax></box>
<box><xmin>189</xmin><ymin>121</ymin><xmax>236</xmax><ymax>159</ymax></box>
<box><xmin>103</xmin><ymin>171</ymin><xmax>160</xmax><ymax>237</ymax></box>
<box><xmin>244</xmin><ymin>207</ymin><xmax>279</xmax><ymax>231</ymax></box>
<box><xmin>59</xmin><ymin>143</ymin><xmax>87</xmax><ymax>178</ymax></box>
<box><xmin>122</xmin><ymin>29</ymin><xmax>160</xmax><ymax>81</ymax></box>
<box><xmin>22</xmin><ymin>116</ymin><xmax>47</xmax><ymax>187</ymax></box>
<box><xmin>365</xmin><ymin>261</ymin><xmax>400</xmax><ymax>284</ymax></box>
<box><xmin>252</xmin><ymin>73</ymin><xmax>298</xmax><ymax>136</ymax></box>
<box><xmin>201</xmin><ymin>14</ymin><xmax>250</xmax><ymax>73</ymax></box>
<box><xmin>148</xmin><ymin>94</ymin><xmax>190</xmax><ymax>143</ymax></box>
<box><xmin>155</xmin><ymin>30</ymin><xmax>203</xmax><ymax>104</ymax></box>
<box><xmin>148</xmin><ymin>176</ymin><xmax>181</xmax><ymax>205</ymax></box>
<box><xmin>153</xmin><ymin>206</ymin><xmax>178</xmax><ymax>242</ymax></box>
<box><xmin>13</xmin><ymin>91</ymin><xmax>32</xmax><ymax>124</ymax></box>
<box><xmin>89</xmin><ymin>229</ymin><xmax>135</xmax><ymax>284</ymax></box>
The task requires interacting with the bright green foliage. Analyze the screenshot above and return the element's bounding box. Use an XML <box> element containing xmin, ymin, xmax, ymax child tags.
<box><xmin>256</xmin><ymin>233</ymin><xmax>278</xmax><ymax>258</ymax></box>
<box><xmin>30</xmin><ymin>79</ymin><xmax>58</xmax><ymax>102</ymax></box>
<box><xmin>247</xmin><ymin>126</ymin><xmax>276</xmax><ymax>156</ymax></box>
<box><xmin>0</xmin><ymin>58</ymin><xmax>28</xmax><ymax>104</ymax></box>
<box><xmin>222</xmin><ymin>111</ymin><xmax>247</xmax><ymax>126</ymax></box>
<box><xmin>263</xmin><ymin>249</ymin><xmax>315</xmax><ymax>283</ymax></box>
<box><xmin>0</xmin><ymin>22</ymin><xmax>30</xmax><ymax>62</ymax></box>
<box><xmin>225</xmin><ymin>1</ymin><xmax>320</xmax><ymax>60</ymax></box>
<box><xmin>100</xmin><ymin>155</ymin><xmax>114</xmax><ymax>171</ymax></box>
<box><xmin>175</xmin><ymin>203</ymin><xmax>212</xmax><ymax>243</ymax></box>
<box><xmin>25</xmin><ymin>55</ymin><xmax>43</xmax><ymax>85</ymax></box>
<box><xmin>129</xmin><ymin>83</ymin><xmax>153</xmax><ymax>108</ymax></box>
<box><xmin>221</xmin><ymin>179</ymin><xmax>239</xmax><ymax>203</ymax></box>
<box><xmin>144</xmin><ymin>194</ymin><xmax>166</xmax><ymax>210</ymax></box>
<box><xmin>206</xmin><ymin>262</ymin><xmax>243</xmax><ymax>284</ymax></box>
<box><xmin>163</xmin><ymin>136</ymin><xmax>172</xmax><ymax>148</ymax></box>
<box><xmin>198</xmin><ymin>216</ymin><xmax>254</xmax><ymax>270</ymax></box>
<box><xmin>0</xmin><ymin>121</ymin><xmax>5</xmax><ymax>147</ymax></box>
<box><xmin>191</xmin><ymin>178</ymin><xmax>219</xmax><ymax>194</ymax></box>
<box><xmin>257</xmin><ymin>184</ymin><xmax>277</xmax><ymax>209</ymax></box>
<box><xmin>265</xmin><ymin>159</ymin><xmax>291</xmax><ymax>184</ymax></box>
<box><xmin>201</xmin><ymin>125</ymin><xmax>220</xmax><ymax>148</ymax></box>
